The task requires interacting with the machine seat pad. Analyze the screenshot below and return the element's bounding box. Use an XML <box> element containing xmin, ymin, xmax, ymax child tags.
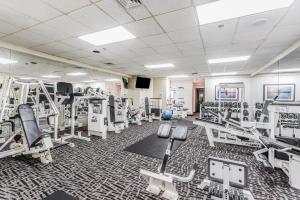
<box><xmin>172</xmin><ymin>125</ymin><xmax>188</xmax><ymax>141</ymax></box>
<box><xmin>157</xmin><ymin>124</ymin><xmax>171</xmax><ymax>138</ymax></box>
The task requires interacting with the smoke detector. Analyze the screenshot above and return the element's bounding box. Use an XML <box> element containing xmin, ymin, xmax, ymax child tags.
<box><xmin>117</xmin><ymin>0</ymin><xmax>142</xmax><ymax>9</ymax></box>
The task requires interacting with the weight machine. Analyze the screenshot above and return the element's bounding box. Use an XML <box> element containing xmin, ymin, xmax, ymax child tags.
<box><xmin>199</xmin><ymin>157</ymin><xmax>254</xmax><ymax>200</ymax></box>
<box><xmin>254</xmin><ymin>102</ymin><xmax>300</xmax><ymax>189</ymax></box>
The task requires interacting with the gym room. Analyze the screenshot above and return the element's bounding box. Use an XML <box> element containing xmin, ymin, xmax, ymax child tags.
<box><xmin>0</xmin><ymin>0</ymin><xmax>300</xmax><ymax>199</ymax></box>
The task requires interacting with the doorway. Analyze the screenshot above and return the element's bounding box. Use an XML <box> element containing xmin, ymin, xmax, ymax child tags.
<box><xmin>195</xmin><ymin>88</ymin><xmax>205</xmax><ymax>113</ymax></box>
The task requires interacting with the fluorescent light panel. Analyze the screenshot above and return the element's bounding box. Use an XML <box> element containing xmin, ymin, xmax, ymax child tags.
<box><xmin>272</xmin><ymin>68</ymin><xmax>300</xmax><ymax>73</ymax></box>
<box><xmin>168</xmin><ymin>75</ymin><xmax>189</xmax><ymax>78</ymax></box>
<box><xmin>82</xmin><ymin>80</ymin><xmax>96</xmax><ymax>83</ymax></box>
<box><xmin>41</xmin><ymin>75</ymin><xmax>61</xmax><ymax>78</ymax></box>
<box><xmin>78</xmin><ymin>26</ymin><xmax>136</xmax><ymax>46</ymax></box>
<box><xmin>211</xmin><ymin>72</ymin><xmax>238</xmax><ymax>76</ymax></box>
<box><xmin>66</xmin><ymin>72</ymin><xmax>87</xmax><ymax>76</ymax></box>
<box><xmin>105</xmin><ymin>78</ymin><xmax>121</xmax><ymax>82</ymax></box>
<box><xmin>19</xmin><ymin>77</ymin><xmax>33</xmax><ymax>80</ymax></box>
<box><xmin>0</xmin><ymin>58</ymin><xmax>18</xmax><ymax>64</ymax></box>
<box><xmin>145</xmin><ymin>63</ymin><xmax>174</xmax><ymax>69</ymax></box>
<box><xmin>208</xmin><ymin>56</ymin><xmax>250</xmax><ymax>64</ymax></box>
<box><xmin>196</xmin><ymin>0</ymin><xmax>294</xmax><ymax>25</ymax></box>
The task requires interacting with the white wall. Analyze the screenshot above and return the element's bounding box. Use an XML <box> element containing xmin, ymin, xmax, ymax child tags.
<box><xmin>127</xmin><ymin>77</ymin><xmax>154</xmax><ymax>107</ymax></box>
<box><xmin>205</xmin><ymin>76</ymin><xmax>253</xmax><ymax>104</ymax></box>
<box><xmin>170</xmin><ymin>79</ymin><xmax>193</xmax><ymax>115</ymax></box>
<box><xmin>205</xmin><ymin>73</ymin><xmax>300</xmax><ymax>105</ymax></box>
<box><xmin>153</xmin><ymin>77</ymin><xmax>168</xmax><ymax>109</ymax></box>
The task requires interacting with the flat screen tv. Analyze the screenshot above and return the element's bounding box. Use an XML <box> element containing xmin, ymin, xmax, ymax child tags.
<box><xmin>135</xmin><ymin>77</ymin><xmax>150</xmax><ymax>89</ymax></box>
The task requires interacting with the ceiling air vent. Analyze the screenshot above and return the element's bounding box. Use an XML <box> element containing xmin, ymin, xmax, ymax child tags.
<box><xmin>117</xmin><ymin>0</ymin><xmax>142</xmax><ymax>9</ymax></box>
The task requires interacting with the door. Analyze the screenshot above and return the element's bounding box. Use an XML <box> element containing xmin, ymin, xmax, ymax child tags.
<box><xmin>195</xmin><ymin>88</ymin><xmax>205</xmax><ymax>113</ymax></box>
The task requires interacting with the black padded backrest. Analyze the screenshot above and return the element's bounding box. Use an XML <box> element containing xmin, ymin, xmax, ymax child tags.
<box><xmin>57</xmin><ymin>82</ymin><xmax>74</xmax><ymax>105</ymax></box>
<box><xmin>145</xmin><ymin>97</ymin><xmax>149</xmax><ymax>115</ymax></box>
<box><xmin>172</xmin><ymin>125</ymin><xmax>188</xmax><ymax>141</ymax></box>
<box><xmin>18</xmin><ymin>104</ymin><xmax>42</xmax><ymax>148</ymax></box>
<box><xmin>109</xmin><ymin>95</ymin><xmax>115</xmax><ymax>122</ymax></box>
<box><xmin>57</xmin><ymin>82</ymin><xmax>73</xmax><ymax>95</ymax></box>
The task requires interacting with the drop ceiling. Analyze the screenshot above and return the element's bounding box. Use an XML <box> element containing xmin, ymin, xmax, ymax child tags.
<box><xmin>0</xmin><ymin>0</ymin><xmax>299</xmax><ymax>77</ymax></box>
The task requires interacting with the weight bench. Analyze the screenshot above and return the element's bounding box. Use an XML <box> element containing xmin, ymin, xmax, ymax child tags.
<box><xmin>140</xmin><ymin>124</ymin><xmax>197</xmax><ymax>200</ymax></box>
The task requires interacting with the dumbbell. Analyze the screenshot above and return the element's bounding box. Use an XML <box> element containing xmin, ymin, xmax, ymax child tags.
<box><xmin>237</xmin><ymin>102</ymin><xmax>241</xmax><ymax>108</ymax></box>
<box><xmin>243</xmin><ymin>110</ymin><xmax>249</xmax><ymax>116</ymax></box>
<box><xmin>243</xmin><ymin>102</ymin><xmax>249</xmax><ymax>109</ymax></box>
<box><xmin>232</xmin><ymin>102</ymin><xmax>238</xmax><ymax>108</ymax></box>
<box><xmin>255</xmin><ymin>103</ymin><xmax>263</xmax><ymax>109</ymax></box>
<box><xmin>224</xmin><ymin>102</ymin><xmax>228</xmax><ymax>107</ymax></box>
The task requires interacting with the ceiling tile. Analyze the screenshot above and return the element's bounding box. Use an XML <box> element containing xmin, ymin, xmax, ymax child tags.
<box><xmin>127</xmin><ymin>5</ymin><xmax>151</xmax><ymax>20</ymax></box>
<box><xmin>0</xmin><ymin>0</ymin><xmax>62</xmax><ymax>21</ymax></box>
<box><xmin>61</xmin><ymin>37</ymin><xmax>96</xmax><ymax>50</ymax></box>
<box><xmin>280</xmin><ymin>0</ymin><xmax>300</xmax><ymax>26</ymax></box>
<box><xmin>96</xmin><ymin>0</ymin><xmax>133</xmax><ymax>24</ymax></box>
<box><xmin>68</xmin><ymin>5</ymin><xmax>117</xmax><ymax>31</ymax></box>
<box><xmin>141</xmin><ymin>34</ymin><xmax>173</xmax><ymax>47</ymax></box>
<box><xmin>118</xmin><ymin>39</ymin><xmax>148</xmax><ymax>49</ymax></box>
<box><xmin>168</xmin><ymin>27</ymin><xmax>200</xmax><ymax>43</ymax></box>
<box><xmin>201</xmin><ymin>19</ymin><xmax>238</xmax><ymax>47</ymax></box>
<box><xmin>124</xmin><ymin>18</ymin><xmax>163</xmax><ymax>37</ymax></box>
<box><xmin>236</xmin><ymin>9</ymin><xmax>287</xmax><ymax>33</ymax></box>
<box><xmin>29</xmin><ymin>23</ymin><xmax>70</xmax><ymax>41</ymax></box>
<box><xmin>156</xmin><ymin>7</ymin><xmax>197</xmax><ymax>32</ymax></box>
<box><xmin>32</xmin><ymin>42</ymin><xmax>75</xmax><ymax>55</ymax></box>
<box><xmin>176</xmin><ymin>40</ymin><xmax>203</xmax><ymax>51</ymax></box>
<box><xmin>142</xmin><ymin>0</ymin><xmax>191</xmax><ymax>15</ymax></box>
<box><xmin>0</xmin><ymin>5</ymin><xmax>39</xmax><ymax>28</ymax></box>
<box><xmin>2</xmin><ymin>30</ymin><xmax>53</xmax><ymax>47</ymax></box>
<box><xmin>0</xmin><ymin>20</ymin><xmax>21</xmax><ymax>34</ymax></box>
<box><xmin>44</xmin><ymin>15</ymin><xmax>92</xmax><ymax>37</ymax></box>
<box><xmin>42</xmin><ymin>0</ymin><xmax>90</xmax><ymax>13</ymax></box>
<box><xmin>131</xmin><ymin>47</ymin><xmax>157</xmax><ymax>56</ymax></box>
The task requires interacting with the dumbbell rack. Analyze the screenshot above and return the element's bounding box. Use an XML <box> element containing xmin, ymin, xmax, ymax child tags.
<box><xmin>278</xmin><ymin>112</ymin><xmax>300</xmax><ymax>138</ymax></box>
<box><xmin>255</xmin><ymin>102</ymin><xmax>300</xmax><ymax>138</ymax></box>
<box><xmin>200</xmin><ymin>101</ymin><xmax>249</xmax><ymax>122</ymax></box>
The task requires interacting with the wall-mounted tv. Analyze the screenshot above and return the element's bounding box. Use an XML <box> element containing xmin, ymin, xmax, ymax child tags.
<box><xmin>135</xmin><ymin>76</ymin><xmax>150</xmax><ymax>89</ymax></box>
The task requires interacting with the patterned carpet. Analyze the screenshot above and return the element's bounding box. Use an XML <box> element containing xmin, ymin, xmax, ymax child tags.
<box><xmin>0</xmin><ymin>119</ymin><xmax>300</xmax><ymax>200</ymax></box>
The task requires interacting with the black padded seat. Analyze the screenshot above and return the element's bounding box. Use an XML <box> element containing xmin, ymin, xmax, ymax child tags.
<box><xmin>18</xmin><ymin>104</ymin><xmax>46</xmax><ymax>148</ymax></box>
<box><xmin>114</xmin><ymin>121</ymin><xmax>124</xmax><ymax>124</ymax></box>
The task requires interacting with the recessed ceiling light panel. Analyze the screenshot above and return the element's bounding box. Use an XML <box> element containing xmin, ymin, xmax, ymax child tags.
<box><xmin>167</xmin><ymin>75</ymin><xmax>189</xmax><ymax>78</ymax></box>
<box><xmin>78</xmin><ymin>26</ymin><xmax>136</xmax><ymax>46</ymax></box>
<box><xmin>144</xmin><ymin>63</ymin><xmax>175</xmax><ymax>69</ymax></box>
<box><xmin>210</xmin><ymin>72</ymin><xmax>238</xmax><ymax>76</ymax></box>
<box><xmin>208</xmin><ymin>56</ymin><xmax>250</xmax><ymax>64</ymax></box>
<box><xmin>41</xmin><ymin>75</ymin><xmax>61</xmax><ymax>78</ymax></box>
<box><xmin>272</xmin><ymin>68</ymin><xmax>300</xmax><ymax>73</ymax></box>
<box><xmin>197</xmin><ymin>0</ymin><xmax>294</xmax><ymax>25</ymax></box>
<box><xmin>66</xmin><ymin>72</ymin><xmax>87</xmax><ymax>76</ymax></box>
<box><xmin>0</xmin><ymin>58</ymin><xmax>18</xmax><ymax>64</ymax></box>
